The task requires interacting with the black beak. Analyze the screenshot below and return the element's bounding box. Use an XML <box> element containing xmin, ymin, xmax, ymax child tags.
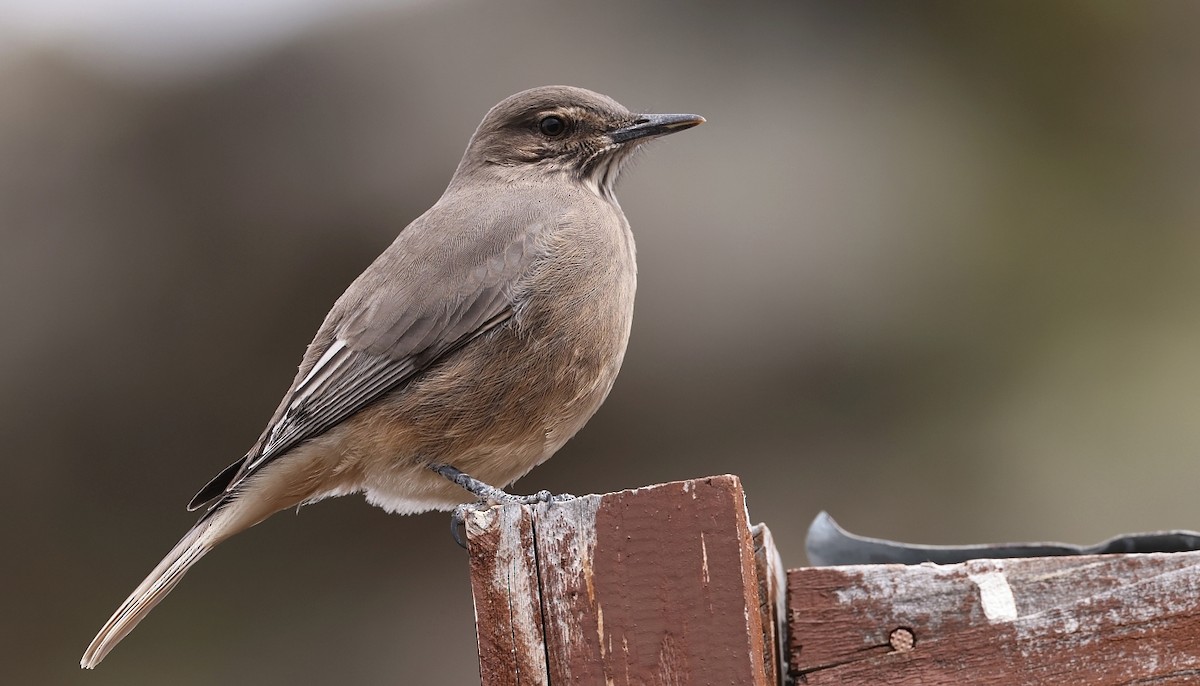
<box><xmin>609</xmin><ymin>113</ymin><xmax>705</xmax><ymax>144</ymax></box>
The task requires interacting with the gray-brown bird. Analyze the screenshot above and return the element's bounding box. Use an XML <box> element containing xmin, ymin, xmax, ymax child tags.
<box><xmin>81</xmin><ymin>85</ymin><xmax>703</xmax><ymax>668</ymax></box>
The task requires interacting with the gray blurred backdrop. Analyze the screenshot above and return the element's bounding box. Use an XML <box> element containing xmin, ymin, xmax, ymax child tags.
<box><xmin>4</xmin><ymin>1</ymin><xmax>1200</xmax><ymax>684</ymax></box>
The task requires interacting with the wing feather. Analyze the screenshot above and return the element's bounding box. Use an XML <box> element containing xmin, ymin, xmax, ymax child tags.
<box><xmin>189</xmin><ymin>200</ymin><xmax>543</xmax><ymax>509</ymax></box>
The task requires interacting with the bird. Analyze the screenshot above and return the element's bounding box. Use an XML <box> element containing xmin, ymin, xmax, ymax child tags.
<box><xmin>81</xmin><ymin>85</ymin><xmax>704</xmax><ymax>668</ymax></box>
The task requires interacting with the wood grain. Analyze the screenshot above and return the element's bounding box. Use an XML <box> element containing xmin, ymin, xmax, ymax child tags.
<box><xmin>789</xmin><ymin>551</ymin><xmax>1200</xmax><ymax>684</ymax></box>
<box><xmin>467</xmin><ymin>475</ymin><xmax>774</xmax><ymax>685</ymax></box>
<box><xmin>753</xmin><ymin>523</ymin><xmax>787</xmax><ymax>686</ymax></box>
<box><xmin>466</xmin><ymin>504</ymin><xmax>548</xmax><ymax>686</ymax></box>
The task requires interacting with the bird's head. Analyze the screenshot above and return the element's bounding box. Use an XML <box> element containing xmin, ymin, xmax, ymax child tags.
<box><xmin>454</xmin><ymin>85</ymin><xmax>704</xmax><ymax>199</ymax></box>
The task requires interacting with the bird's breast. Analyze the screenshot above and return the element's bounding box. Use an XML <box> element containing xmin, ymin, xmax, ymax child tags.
<box><xmin>508</xmin><ymin>204</ymin><xmax>637</xmax><ymax>441</ymax></box>
<box><xmin>345</xmin><ymin>199</ymin><xmax>638</xmax><ymax>509</ymax></box>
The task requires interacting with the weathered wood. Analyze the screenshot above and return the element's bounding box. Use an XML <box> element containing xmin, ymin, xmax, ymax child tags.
<box><xmin>752</xmin><ymin>523</ymin><xmax>787</xmax><ymax>686</ymax></box>
<box><xmin>466</xmin><ymin>504</ymin><xmax>548</xmax><ymax>686</ymax></box>
<box><xmin>467</xmin><ymin>475</ymin><xmax>774</xmax><ymax>686</ymax></box>
<box><xmin>788</xmin><ymin>551</ymin><xmax>1200</xmax><ymax>684</ymax></box>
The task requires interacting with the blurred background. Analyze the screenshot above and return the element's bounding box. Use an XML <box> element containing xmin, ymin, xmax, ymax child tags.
<box><xmin>4</xmin><ymin>0</ymin><xmax>1200</xmax><ymax>683</ymax></box>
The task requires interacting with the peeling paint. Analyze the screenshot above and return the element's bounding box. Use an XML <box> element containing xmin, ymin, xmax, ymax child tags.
<box><xmin>472</xmin><ymin>476</ymin><xmax>768</xmax><ymax>685</ymax></box>
<box><xmin>968</xmin><ymin>568</ymin><xmax>1018</xmax><ymax>623</ymax></box>
<box><xmin>792</xmin><ymin>550</ymin><xmax>1200</xmax><ymax>683</ymax></box>
<box><xmin>597</xmin><ymin>603</ymin><xmax>605</xmax><ymax>654</ymax></box>
<box><xmin>833</xmin><ymin>563</ymin><xmax>968</xmax><ymax>635</ymax></box>
<box><xmin>467</xmin><ymin>504</ymin><xmax>549</xmax><ymax>685</ymax></box>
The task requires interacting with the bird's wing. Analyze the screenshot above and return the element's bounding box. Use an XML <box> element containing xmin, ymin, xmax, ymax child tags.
<box><xmin>189</xmin><ymin>204</ymin><xmax>543</xmax><ymax>510</ymax></box>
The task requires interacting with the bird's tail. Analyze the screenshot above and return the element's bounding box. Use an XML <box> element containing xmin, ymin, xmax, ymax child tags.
<box><xmin>80</xmin><ymin>504</ymin><xmax>237</xmax><ymax>669</ymax></box>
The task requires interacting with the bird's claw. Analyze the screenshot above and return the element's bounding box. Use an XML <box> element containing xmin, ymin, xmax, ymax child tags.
<box><xmin>499</xmin><ymin>490</ymin><xmax>578</xmax><ymax>505</ymax></box>
<box><xmin>450</xmin><ymin>503</ymin><xmax>478</xmax><ymax>549</ymax></box>
<box><xmin>509</xmin><ymin>489</ymin><xmax>553</xmax><ymax>505</ymax></box>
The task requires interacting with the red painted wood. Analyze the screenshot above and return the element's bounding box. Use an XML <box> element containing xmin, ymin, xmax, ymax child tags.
<box><xmin>467</xmin><ymin>505</ymin><xmax>548</xmax><ymax>686</ymax></box>
<box><xmin>467</xmin><ymin>475</ymin><xmax>775</xmax><ymax>686</ymax></box>
<box><xmin>789</xmin><ymin>552</ymin><xmax>1200</xmax><ymax>684</ymax></box>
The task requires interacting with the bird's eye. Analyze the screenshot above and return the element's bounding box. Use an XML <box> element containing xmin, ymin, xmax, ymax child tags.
<box><xmin>538</xmin><ymin>115</ymin><xmax>566</xmax><ymax>137</ymax></box>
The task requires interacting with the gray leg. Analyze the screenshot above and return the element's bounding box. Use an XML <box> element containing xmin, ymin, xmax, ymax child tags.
<box><xmin>428</xmin><ymin>463</ymin><xmax>576</xmax><ymax>505</ymax></box>
<box><xmin>429</xmin><ymin>463</ymin><xmax>577</xmax><ymax>549</ymax></box>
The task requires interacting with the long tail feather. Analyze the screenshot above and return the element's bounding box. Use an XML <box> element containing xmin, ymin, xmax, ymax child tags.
<box><xmin>82</xmin><ymin>452</ymin><xmax>327</xmax><ymax>668</ymax></box>
<box><xmin>81</xmin><ymin>508</ymin><xmax>226</xmax><ymax>668</ymax></box>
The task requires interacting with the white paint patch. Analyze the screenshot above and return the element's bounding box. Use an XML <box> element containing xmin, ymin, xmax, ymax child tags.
<box><xmin>968</xmin><ymin>569</ymin><xmax>1018</xmax><ymax>622</ymax></box>
<box><xmin>700</xmin><ymin>533</ymin><xmax>710</xmax><ymax>584</ymax></box>
<box><xmin>468</xmin><ymin>507</ymin><xmax>493</xmax><ymax>531</ymax></box>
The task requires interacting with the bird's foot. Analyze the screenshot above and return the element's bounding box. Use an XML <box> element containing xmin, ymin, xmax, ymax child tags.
<box><xmin>500</xmin><ymin>489</ymin><xmax>578</xmax><ymax>505</ymax></box>
<box><xmin>428</xmin><ymin>463</ymin><xmax>576</xmax><ymax>505</ymax></box>
<box><xmin>430</xmin><ymin>463</ymin><xmax>577</xmax><ymax>548</ymax></box>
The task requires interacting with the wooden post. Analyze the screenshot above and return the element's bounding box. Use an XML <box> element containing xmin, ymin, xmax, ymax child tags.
<box><xmin>465</xmin><ymin>475</ymin><xmax>782</xmax><ymax>686</ymax></box>
<box><xmin>788</xmin><ymin>551</ymin><xmax>1200</xmax><ymax>684</ymax></box>
<box><xmin>468</xmin><ymin>474</ymin><xmax>1200</xmax><ymax>684</ymax></box>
